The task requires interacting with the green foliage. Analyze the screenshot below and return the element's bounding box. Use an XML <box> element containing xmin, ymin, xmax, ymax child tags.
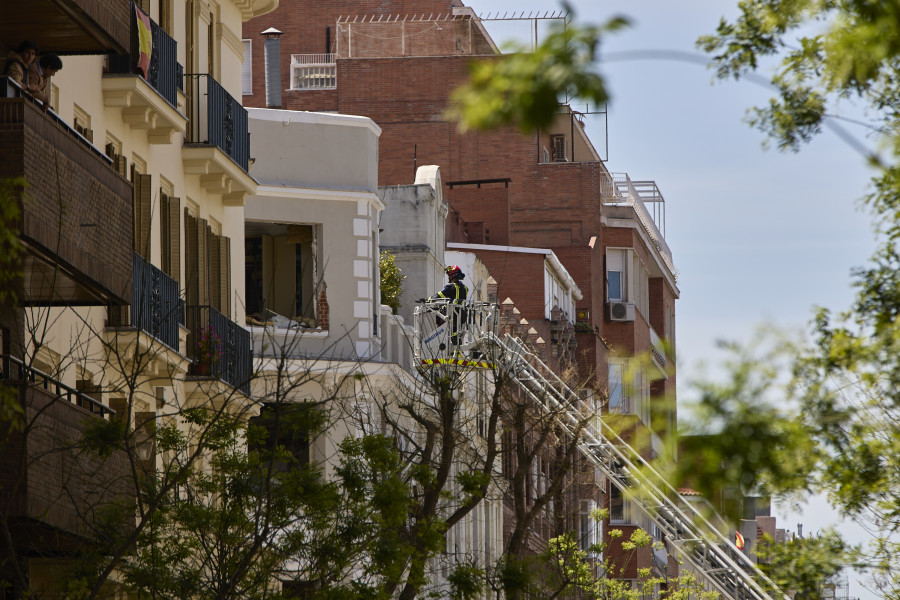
<box><xmin>756</xmin><ymin>530</ymin><xmax>852</xmax><ymax>599</ymax></box>
<box><xmin>448</xmin><ymin>564</ymin><xmax>485</xmax><ymax>600</ymax></box>
<box><xmin>447</xmin><ymin>6</ymin><xmax>628</xmax><ymax>133</ymax></box>
<box><xmin>677</xmin><ymin>334</ymin><xmax>819</xmax><ymax>518</ymax></box>
<box><xmin>379</xmin><ymin>250</ymin><xmax>405</xmax><ymax>315</ymax></box>
<box><xmin>696</xmin><ymin>2</ymin><xmax>900</xmax><ymax>595</ymax></box>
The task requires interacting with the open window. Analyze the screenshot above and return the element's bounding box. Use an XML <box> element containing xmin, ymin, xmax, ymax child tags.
<box><xmin>245</xmin><ymin>223</ymin><xmax>321</xmax><ymax>328</ymax></box>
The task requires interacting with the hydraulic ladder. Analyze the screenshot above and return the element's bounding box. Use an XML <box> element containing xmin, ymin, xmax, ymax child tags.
<box><xmin>413</xmin><ymin>301</ymin><xmax>785</xmax><ymax>600</ymax></box>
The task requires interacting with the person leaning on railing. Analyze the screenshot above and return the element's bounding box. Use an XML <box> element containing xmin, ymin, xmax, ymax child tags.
<box><xmin>3</xmin><ymin>40</ymin><xmax>38</xmax><ymax>86</ymax></box>
<box><xmin>26</xmin><ymin>53</ymin><xmax>62</xmax><ymax>111</ymax></box>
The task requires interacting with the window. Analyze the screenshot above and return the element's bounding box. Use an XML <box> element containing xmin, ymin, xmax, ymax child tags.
<box><xmin>241</xmin><ymin>40</ymin><xmax>252</xmax><ymax>95</ymax></box>
<box><xmin>160</xmin><ymin>188</ymin><xmax>181</xmax><ymax>282</ymax></box>
<box><xmin>608</xmin><ymin>360</ymin><xmax>628</xmax><ymax>413</ymax></box>
<box><xmin>105</xmin><ymin>135</ymin><xmax>127</xmax><ymax>176</ymax></box>
<box><xmin>73</xmin><ymin>105</ymin><xmax>92</xmax><ymax>143</ymax></box>
<box><xmin>290</xmin><ymin>54</ymin><xmax>336</xmax><ymax>90</ymax></box>
<box><xmin>132</xmin><ymin>172</ymin><xmax>152</xmax><ymax>259</ymax></box>
<box><xmin>245</xmin><ymin>224</ymin><xmax>320</xmax><ymax>326</ymax></box>
<box><xmin>550</xmin><ymin>134</ymin><xmax>567</xmax><ymax>162</ymax></box>
<box><xmin>610</xmin><ymin>484</ymin><xmax>629</xmax><ymax>523</ymax></box>
<box><xmin>185</xmin><ymin>210</ymin><xmax>232</xmax><ymax>317</ymax></box>
<box><xmin>579</xmin><ymin>499</ymin><xmax>600</xmax><ymax>554</ymax></box>
<box><xmin>606</xmin><ymin>248</ymin><xmax>628</xmax><ymax>302</ymax></box>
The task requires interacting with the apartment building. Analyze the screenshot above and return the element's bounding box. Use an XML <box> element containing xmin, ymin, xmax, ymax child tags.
<box><xmin>244</xmin><ymin>0</ymin><xmax>679</xmax><ymax>584</ymax></box>
<box><xmin>0</xmin><ymin>0</ymin><xmax>275</xmax><ymax>595</ymax></box>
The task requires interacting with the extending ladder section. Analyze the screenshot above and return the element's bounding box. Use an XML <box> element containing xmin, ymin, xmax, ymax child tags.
<box><xmin>490</xmin><ymin>333</ymin><xmax>783</xmax><ymax>600</ymax></box>
<box><xmin>412</xmin><ymin>301</ymin><xmax>784</xmax><ymax>600</ymax></box>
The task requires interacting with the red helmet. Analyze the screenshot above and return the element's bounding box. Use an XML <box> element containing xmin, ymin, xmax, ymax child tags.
<box><xmin>445</xmin><ymin>265</ymin><xmax>464</xmax><ymax>280</ymax></box>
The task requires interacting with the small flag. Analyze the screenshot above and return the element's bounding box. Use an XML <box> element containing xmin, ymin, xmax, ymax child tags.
<box><xmin>135</xmin><ymin>5</ymin><xmax>153</xmax><ymax>79</ymax></box>
<box><xmin>735</xmin><ymin>531</ymin><xmax>745</xmax><ymax>550</ymax></box>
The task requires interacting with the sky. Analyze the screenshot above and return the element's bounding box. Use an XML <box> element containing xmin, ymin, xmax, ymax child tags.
<box><xmin>467</xmin><ymin>1</ymin><xmax>880</xmax><ymax>597</ymax></box>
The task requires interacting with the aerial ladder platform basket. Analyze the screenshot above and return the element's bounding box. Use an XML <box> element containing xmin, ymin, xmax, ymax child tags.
<box><xmin>413</xmin><ymin>300</ymin><xmax>786</xmax><ymax>600</ymax></box>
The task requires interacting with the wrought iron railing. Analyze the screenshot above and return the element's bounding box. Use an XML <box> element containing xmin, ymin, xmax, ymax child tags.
<box><xmin>107</xmin><ymin>3</ymin><xmax>178</xmax><ymax>107</ymax></box>
<box><xmin>108</xmin><ymin>252</ymin><xmax>183</xmax><ymax>351</ymax></box>
<box><xmin>183</xmin><ymin>73</ymin><xmax>249</xmax><ymax>171</ymax></box>
<box><xmin>0</xmin><ymin>354</ymin><xmax>114</xmax><ymax>419</ymax></box>
<box><xmin>185</xmin><ymin>305</ymin><xmax>252</xmax><ymax>394</ymax></box>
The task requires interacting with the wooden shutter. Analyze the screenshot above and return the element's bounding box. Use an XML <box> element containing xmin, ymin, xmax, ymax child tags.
<box><xmin>197</xmin><ymin>218</ymin><xmax>209</xmax><ymax>307</ymax></box>
<box><xmin>184</xmin><ymin>210</ymin><xmax>198</xmax><ymax>307</ymax></box>
<box><xmin>221</xmin><ymin>236</ymin><xmax>231</xmax><ymax>318</ymax></box>
<box><xmin>133</xmin><ymin>173</ymin><xmax>152</xmax><ymax>258</ymax></box>
<box><xmin>160</xmin><ymin>194</ymin><xmax>181</xmax><ymax>282</ymax></box>
<box><xmin>208</xmin><ymin>227</ymin><xmax>220</xmax><ymax>312</ymax></box>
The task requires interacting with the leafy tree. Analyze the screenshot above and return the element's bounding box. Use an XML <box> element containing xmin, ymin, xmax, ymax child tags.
<box><xmin>693</xmin><ymin>3</ymin><xmax>900</xmax><ymax>597</ymax></box>
<box><xmin>379</xmin><ymin>251</ymin><xmax>405</xmax><ymax>315</ymax></box>
<box><xmin>447</xmin><ymin>5</ymin><xmax>628</xmax><ymax>133</ymax></box>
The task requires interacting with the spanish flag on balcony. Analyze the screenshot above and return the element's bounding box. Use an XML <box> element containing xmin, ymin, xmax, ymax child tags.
<box><xmin>135</xmin><ymin>4</ymin><xmax>153</xmax><ymax>79</ymax></box>
<box><xmin>735</xmin><ymin>530</ymin><xmax>745</xmax><ymax>550</ymax></box>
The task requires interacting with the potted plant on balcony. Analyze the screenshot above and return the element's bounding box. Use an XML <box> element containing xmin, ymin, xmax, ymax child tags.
<box><xmin>194</xmin><ymin>325</ymin><xmax>223</xmax><ymax>376</ymax></box>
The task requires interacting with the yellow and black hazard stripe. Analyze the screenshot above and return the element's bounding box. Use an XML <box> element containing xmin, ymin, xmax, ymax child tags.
<box><xmin>421</xmin><ymin>358</ymin><xmax>496</xmax><ymax>369</ymax></box>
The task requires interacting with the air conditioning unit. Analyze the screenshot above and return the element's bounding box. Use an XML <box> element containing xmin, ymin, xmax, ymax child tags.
<box><xmin>606</xmin><ymin>302</ymin><xmax>635</xmax><ymax>322</ymax></box>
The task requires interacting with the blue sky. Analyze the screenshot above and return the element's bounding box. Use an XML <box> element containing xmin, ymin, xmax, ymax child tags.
<box><xmin>469</xmin><ymin>1</ymin><xmax>880</xmax><ymax>597</ymax></box>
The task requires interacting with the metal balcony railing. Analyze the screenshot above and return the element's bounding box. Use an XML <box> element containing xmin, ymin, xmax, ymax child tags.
<box><xmin>109</xmin><ymin>252</ymin><xmax>183</xmax><ymax>351</ymax></box>
<box><xmin>108</xmin><ymin>3</ymin><xmax>178</xmax><ymax>107</ymax></box>
<box><xmin>185</xmin><ymin>305</ymin><xmax>252</xmax><ymax>394</ymax></box>
<box><xmin>0</xmin><ymin>354</ymin><xmax>114</xmax><ymax>419</ymax></box>
<box><xmin>184</xmin><ymin>73</ymin><xmax>250</xmax><ymax>172</ymax></box>
<box><xmin>604</xmin><ymin>172</ymin><xmax>675</xmax><ymax>275</ymax></box>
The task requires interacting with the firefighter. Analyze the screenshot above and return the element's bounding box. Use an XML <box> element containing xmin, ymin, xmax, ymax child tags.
<box><xmin>428</xmin><ymin>265</ymin><xmax>468</xmax><ymax>348</ymax></box>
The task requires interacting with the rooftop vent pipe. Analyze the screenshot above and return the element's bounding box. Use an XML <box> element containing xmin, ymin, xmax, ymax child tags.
<box><xmin>262</xmin><ymin>27</ymin><xmax>283</xmax><ymax>108</ymax></box>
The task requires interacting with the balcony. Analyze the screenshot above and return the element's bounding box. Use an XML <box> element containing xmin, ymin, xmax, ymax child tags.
<box><xmin>0</xmin><ymin>354</ymin><xmax>131</xmax><ymax>550</ymax></box>
<box><xmin>183</xmin><ymin>74</ymin><xmax>255</xmax><ymax>206</ymax></box>
<box><xmin>103</xmin><ymin>4</ymin><xmax>186</xmax><ymax>144</ymax></box>
<box><xmin>0</xmin><ymin>92</ymin><xmax>133</xmax><ymax>306</ymax></box>
<box><xmin>108</xmin><ymin>252</ymin><xmax>183</xmax><ymax>352</ymax></box>
<box><xmin>185</xmin><ymin>305</ymin><xmax>252</xmax><ymax>395</ymax></box>
<box><xmin>290</xmin><ymin>54</ymin><xmax>337</xmax><ymax>90</ymax></box>
<box><xmin>0</xmin><ymin>0</ymin><xmax>130</xmax><ymax>57</ymax></box>
<box><xmin>602</xmin><ymin>173</ymin><xmax>675</xmax><ymax>276</ymax></box>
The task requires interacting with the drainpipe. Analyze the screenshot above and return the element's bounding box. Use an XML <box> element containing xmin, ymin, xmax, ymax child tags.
<box><xmin>262</xmin><ymin>27</ymin><xmax>283</xmax><ymax>108</ymax></box>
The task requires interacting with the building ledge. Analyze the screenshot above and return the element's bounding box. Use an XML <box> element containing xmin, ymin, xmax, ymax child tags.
<box><xmin>102</xmin><ymin>75</ymin><xmax>187</xmax><ymax>144</ymax></box>
<box><xmin>183</xmin><ymin>377</ymin><xmax>256</xmax><ymax>421</ymax></box>
<box><xmin>234</xmin><ymin>0</ymin><xmax>279</xmax><ymax>20</ymax></box>
<box><xmin>183</xmin><ymin>145</ymin><xmax>257</xmax><ymax>205</ymax></box>
<box><xmin>102</xmin><ymin>327</ymin><xmax>190</xmax><ymax>381</ymax></box>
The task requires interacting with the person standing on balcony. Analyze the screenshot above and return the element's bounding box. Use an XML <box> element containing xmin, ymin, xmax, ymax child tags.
<box><xmin>3</xmin><ymin>40</ymin><xmax>38</xmax><ymax>86</ymax></box>
<box><xmin>26</xmin><ymin>53</ymin><xmax>62</xmax><ymax>111</ymax></box>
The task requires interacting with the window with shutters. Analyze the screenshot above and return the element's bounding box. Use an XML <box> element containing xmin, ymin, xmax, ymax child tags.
<box><xmin>184</xmin><ymin>210</ymin><xmax>231</xmax><ymax>318</ymax></box>
<box><xmin>105</xmin><ymin>136</ymin><xmax>127</xmax><ymax>177</ymax></box>
<box><xmin>244</xmin><ymin>224</ymin><xmax>320</xmax><ymax>326</ymax></box>
<box><xmin>132</xmin><ymin>172</ymin><xmax>152</xmax><ymax>259</ymax></box>
<box><xmin>550</xmin><ymin>134</ymin><xmax>567</xmax><ymax>162</ymax></box>
<box><xmin>160</xmin><ymin>191</ymin><xmax>181</xmax><ymax>282</ymax></box>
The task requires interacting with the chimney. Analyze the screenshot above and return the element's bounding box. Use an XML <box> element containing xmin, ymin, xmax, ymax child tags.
<box><xmin>261</xmin><ymin>27</ymin><xmax>283</xmax><ymax>108</ymax></box>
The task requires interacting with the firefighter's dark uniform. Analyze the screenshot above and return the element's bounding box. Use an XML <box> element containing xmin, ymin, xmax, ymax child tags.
<box><xmin>429</xmin><ymin>280</ymin><xmax>468</xmax><ymax>345</ymax></box>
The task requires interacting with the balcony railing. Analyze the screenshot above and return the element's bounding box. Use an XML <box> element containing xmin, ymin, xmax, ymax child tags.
<box><xmin>184</xmin><ymin>73</ymin><xmax>250</xmax><ymax>171</ymax></box>
<box><xmin>0</xmin><ymin>354</ymin><xmax>114</xmax><ymax>419</ymax></box>
<box><xmin>604</xmin><ymin>172</ymin><xmax>675</xmax><ymax>275</ymax></box>
<box><xmin>185</xmin><ymin>305</ymin><xmax>252</xmax><ymax>394</ymax></box>
<box><xmin>290</xmin><ymin>54</ymin><xmax>336</xmax><ymax>90</ymax></box>
<box><xmin>109</xmin><ymin>252</ymin><xmax>183</xmax><ymax>351</ymax></box>
<box><xmin>107</xmin><ymin>4</ymin><xmax>178</xmax><ymax>107</ymax></box>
